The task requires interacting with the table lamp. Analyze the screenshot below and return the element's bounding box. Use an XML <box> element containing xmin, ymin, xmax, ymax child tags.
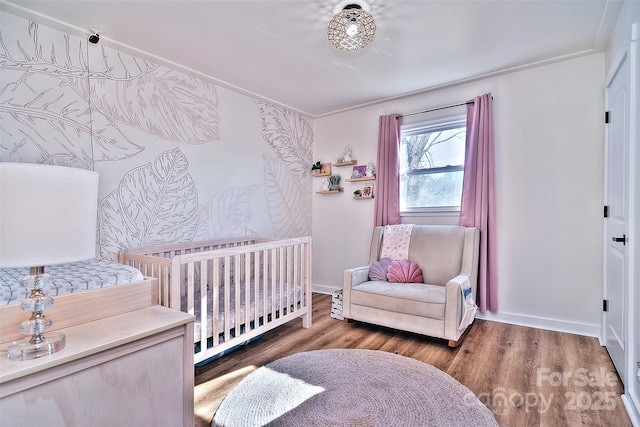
<box><xmin>0</xmin><ymin>163</ymin><xmax>99</xmax><ymax>361</ymax></box>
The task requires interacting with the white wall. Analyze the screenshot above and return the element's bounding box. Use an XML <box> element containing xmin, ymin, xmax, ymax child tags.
<box><xmin>313</xmin><ymin>54</ymin><xmax>605</xmax><ymax>336</ymax></box>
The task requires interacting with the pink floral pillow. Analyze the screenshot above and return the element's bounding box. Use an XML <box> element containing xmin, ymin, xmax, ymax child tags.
<box><xmin>369</xmin><ymin>258</ymin><xmax>392</xmax><ymax>281</ymax></box>
<box><xmin>386</xmin><ymin>259</ymin><xmax>424</xmax><ymax>283</ymax></box>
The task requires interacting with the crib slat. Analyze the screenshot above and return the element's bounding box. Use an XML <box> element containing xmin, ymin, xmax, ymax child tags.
<box><xmin>279</xmin><ymin>246</ymin><xmax>284</xmax><ymax>319</ymax></box>
<box><xmin>186</xmin><ymin>262</ymin><xmax>195</xmax><ymax>316</ymax></box>
<box><xmin>244</xmin><ymin>252</ymin><xmax>251</xmax><ymax>329</ymax></box>
<box><xmin>170</xmin><ymin>257</ymin><xmax>181</xmax><ymax>311</ymax></box>
<box><xmin>253</xmin><ymin>250</ymin><xmax>260</xmax><ymax>330</ymax></box>
<box><xmin>212</xmin><ymin>258</ymin><xmax>220</xmax><ymax>347</ymax></box>
<box><xmin>271</xmin><ymin>248</ymin><xmax>277</xmax><ymax>320</ymax></box>
<box><xmin>200</xmin><ymin>259</ymin><xmax>208</xmax><ymax>347</ymax></box>
<box><xmin>291</xmin><ymin>245</ymin><xmax>302</xmax><ymax>313</ymax></box>
<box><xmin>303</xmin><ymin>240</ymin><xmax>312</xmax><ymax>327</ymax></box>
<box><xmin>288</xmin><ymin>245</ymin><xmax>294</xmax><ymax>314</ymax></box>
<box><xmin>234</xmin><ymin>254</ymin><xmax>241</xmax><ymax>341</ymax></box>
<box><xmin>223</xmin><ymin>256</ymin><xmax>231</xmax><ymax>343</ymax></box>
<box><xmin>262</xmin><ymin>249</ymin><xmax>268</xmax><ymax>327</ymax></box>
<box><xmin>161</xmin><ymin>265</ymin><xmax>170</xmax><ymax>307</ymax></box>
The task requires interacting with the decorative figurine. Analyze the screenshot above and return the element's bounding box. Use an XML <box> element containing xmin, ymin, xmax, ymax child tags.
<box><xmin>366</xmin><ymin>162</ymin><xmax>375</xmax><ymax>177</ymax></box>
<box><xmin>321</xmin><ymin>178</ymin><xmax>330</xmax><ymax>191</ymax></box>
<box><xmin>343</xmin><ymin>146</ymin><xmax>352</xmax><ymax>162</ymax></box>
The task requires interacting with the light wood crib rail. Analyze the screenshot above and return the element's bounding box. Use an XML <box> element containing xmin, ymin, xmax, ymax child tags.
<box><xmin>119</xmin><ymin>237</ymin><xmax>312</xmax><ymax>364</ymax></box>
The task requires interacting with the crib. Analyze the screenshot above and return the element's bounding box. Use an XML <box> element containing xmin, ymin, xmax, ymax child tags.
<box><xmin>119</xmin><ymin>236</ymin><xmax>312</xmax><ymax>364</ymax></box>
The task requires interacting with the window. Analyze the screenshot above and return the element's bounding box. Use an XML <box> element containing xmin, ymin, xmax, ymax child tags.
<box><xmin>399</xmin><ymin>119</ymin><xmax>466</xmax><ymax>211</ymax></box>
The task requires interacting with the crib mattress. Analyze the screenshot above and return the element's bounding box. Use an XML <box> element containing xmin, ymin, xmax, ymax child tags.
<box><xmin>189</xmin><ymin>280</ymin><xmax>303</xmax><ymax>340</ymax></box>
<box><xmin>0</xmin><ymin>258</ymin><xmax>145</xmax><ymax>306</ymax></box>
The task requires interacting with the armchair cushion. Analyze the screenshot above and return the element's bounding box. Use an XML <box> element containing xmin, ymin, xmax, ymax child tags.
<box><xmin>351</xmin><ymin>281</ymin><xmax>446</xmax><ymax>319</ymax></box>
<box><xmin>408</xmin><ymin>226</ymin><xmax>467</xmax><ymax>286</ymax></box>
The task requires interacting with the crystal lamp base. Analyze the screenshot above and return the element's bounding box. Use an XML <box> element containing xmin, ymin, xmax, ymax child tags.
<box><xmin>7</xmin><ymin>268</ymin><xmax>66</xmax><ymax>362</ymax></box>
<box><xmin>7</xmin><ymin>332</ymin><xmax>66</xmax><ymax>361</ymax></box>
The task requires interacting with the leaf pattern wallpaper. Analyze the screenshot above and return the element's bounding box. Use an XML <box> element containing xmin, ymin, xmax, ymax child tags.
<box><xmin>0</xmin><ymin>19</ymin><xmax>144</xmax><ymax>168</ymax></box>
<box><xmin>98</xmin><ymin>148</ymin><xmax>201</xmax><ymax>258</ymax></box>
<box><xmin>255</xmin><ymin>101</ymin><xmax>313</xmax><ymax>238</ymax></box>
<box><xmin>0</xmin><ymin>12</ymin><xmax>313</xmax><ymax>260</ymax></box>
<box><xmin>206</xmin><ymin>185</ymin><xmax>260</xmax><ymax>239</ymax></box>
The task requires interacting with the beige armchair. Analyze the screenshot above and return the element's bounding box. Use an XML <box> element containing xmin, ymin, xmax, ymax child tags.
<box><xmin>342</xmin><ymin>225</ymin><xmax>480</xmax><ymax>347</ymax></box>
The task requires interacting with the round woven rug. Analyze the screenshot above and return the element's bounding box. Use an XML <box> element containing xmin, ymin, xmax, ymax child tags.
<box><xmin>212</xmin><ymin>349</ymin><xmax>497</xmax><ymax>427</ymax></box>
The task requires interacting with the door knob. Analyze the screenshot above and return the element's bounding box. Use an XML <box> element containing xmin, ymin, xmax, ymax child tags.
<box><xmin>612</xmin><ymin>234</ymin><xmax>626</xmax><ymax>245</ymax></box>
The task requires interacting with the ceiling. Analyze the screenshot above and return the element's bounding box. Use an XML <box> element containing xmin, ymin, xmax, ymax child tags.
<box><xmin>0</xmin><ymin>0</ymin><xmax>624</xmax><ymax>118</ymax></box>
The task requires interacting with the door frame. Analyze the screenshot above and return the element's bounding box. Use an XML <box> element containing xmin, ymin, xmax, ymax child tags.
<box><xmin>602</xmin><ymin>23</ymin><xmax>640</xmax><ymax>425</ymax></box>
<box><xmin>623</xmin><ymin>21</ymin><xmax>640</xmax><ymax>426</ymax></box>
<box><xmin>602</xmin><ymin>47</ymin><xmax>630</xmax><ymax>378</ymax></box>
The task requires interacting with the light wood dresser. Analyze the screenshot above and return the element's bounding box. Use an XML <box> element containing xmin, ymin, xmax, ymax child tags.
<box><xmin>0</xmin><ymin>305</ymin><xmax>195</xmax><ymax>426</ymax></box>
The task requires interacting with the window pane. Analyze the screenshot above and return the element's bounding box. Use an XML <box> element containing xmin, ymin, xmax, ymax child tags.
<box><xmin>400</xmin><ymin>127</ymin><xmax>465</xmax><ymax>170</ymax></box>
<box><xmin>400</xmin><ymin>171</ymin><xmax>464</xmax><ymax>209</ymax></box>
<box><xmin>399</xmin><ymin>122</ymin><xmax>466</xmax><ymax>210</ymax></box>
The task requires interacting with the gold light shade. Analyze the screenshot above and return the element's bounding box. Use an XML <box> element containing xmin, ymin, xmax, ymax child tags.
<box><xmin>327</xmin><ymin>4</ymin><xmax>376</xmax><ymax>51</ymax></box>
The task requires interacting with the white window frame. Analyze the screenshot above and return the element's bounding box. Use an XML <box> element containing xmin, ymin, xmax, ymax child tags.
<box><xmin>399</xmin><ymin>116</ymin><xmax>466</xmax><ymax>216</ymax></box>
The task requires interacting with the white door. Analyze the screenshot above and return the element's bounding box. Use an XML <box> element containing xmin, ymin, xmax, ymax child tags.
<box><xmin>604</xmin><ymin>52</ymin><xmax>630</xmax><ymax>382</ymax></box>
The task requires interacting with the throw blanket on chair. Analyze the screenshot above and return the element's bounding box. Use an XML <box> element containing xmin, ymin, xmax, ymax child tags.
<box><xmin>380</xmin><ymin>224</ymin><xmax>414</xmax><ymax>260</ymax></box>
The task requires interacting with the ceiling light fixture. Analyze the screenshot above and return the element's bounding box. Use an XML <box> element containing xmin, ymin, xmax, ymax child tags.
<box><xmin>327</xmin><ymin>2</ymin><xmax>376</xmax><ymax>52</ymax></box>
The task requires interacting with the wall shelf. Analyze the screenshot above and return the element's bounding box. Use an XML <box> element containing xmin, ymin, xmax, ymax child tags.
<box><xmin>316</xmin><ymin>188</ymin><xmax>344</xmax><ymax>194</ymax></box>
<box><xmin>353</xmin><ymin>196</ymin><xmax>374</xmax><ymax>200</ymax></box>
<box><xmin>345</xmin><ymin>176</ymin><xmax>375</xmax><ymax>182</ymax></box>
<box><xmin>333</xmin><ymin>160</ymin><xmax>357</xmax><ymax>167</ymax></box>
<box><xmin>312</xmin><ymin>172</ymin><xmax>330</xmax><ymax>177</ymax></box>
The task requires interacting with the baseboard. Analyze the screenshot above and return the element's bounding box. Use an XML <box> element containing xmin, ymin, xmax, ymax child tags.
<box><xmin>622</xmin><ymin>393</ymin><xmax>640</xmax><ymax>427</ymax></box>
<box><xmin>474</xmin><ymin>310</ymin><xmax>602</xmax><ymax>338</ymax></box>
<box><xmin>313</xmin><ymin>286</ymin><xmax>603</xmax><ymax>338</ymax></box>
<box><xmin>312</xmin><ymin>284</ymin><xmax>340</xmax><ymax>295</ymax></box>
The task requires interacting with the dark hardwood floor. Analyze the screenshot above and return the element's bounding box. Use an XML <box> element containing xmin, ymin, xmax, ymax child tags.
<box><xmin>194</xmin><ymin>293</ymin><xmax>632</xmax><ymax>427</ymax></box>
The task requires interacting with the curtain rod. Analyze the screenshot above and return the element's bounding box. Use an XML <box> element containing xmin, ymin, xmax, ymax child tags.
<box><xmin>396</xmin><ymin>101</ymin><xmax>474</xmax><ymax>120</ymax></box>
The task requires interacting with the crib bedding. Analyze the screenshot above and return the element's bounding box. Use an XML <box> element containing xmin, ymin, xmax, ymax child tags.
<box><xmin>0</xmin><ymin>258</ymin><xmax>145</xmax><ymax>306</ymax></box>
<box><xmin>188</xmin><ymin>278</ymin><xmax>303</xmax><ymax>340</ymax></box>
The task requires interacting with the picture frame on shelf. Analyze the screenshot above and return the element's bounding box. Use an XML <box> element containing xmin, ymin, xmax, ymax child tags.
<box><xmin>361</xmin><ymin>183</ymin><xmax>374</xmax><ymax>198</ymax></box>
<box><xmin>320</xmin><ymin>163</ymin><xmax>331</xmax><ymax>175</ymax></box>
<box><xmin>351</xmin><ymin>165</ymin><xmax>367</xmax><ymax>179</ymax></box>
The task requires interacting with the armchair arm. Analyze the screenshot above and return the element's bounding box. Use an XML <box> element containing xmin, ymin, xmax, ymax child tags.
<box><xmin>345</xmin><ymin>266</ymin><xmax>371</xmax><ymax>288</ymax></box>
<box><xmin>444</xmin><ymin>275</ymin><xmax>471</xmax><ymax>341</ymax></box>
<box><xmin>342</xmin><ymin>266</ymin><xmax>370</xmax><ymax>319</ymax></box>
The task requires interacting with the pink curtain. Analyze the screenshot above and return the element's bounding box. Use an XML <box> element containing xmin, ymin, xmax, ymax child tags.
<box><xmin>460</xmin><ymin>93</ymin><xmax>497</xmax><ymax>312</ymax></box>
<box><xmin>374</xmin><ymin>114</ymin><xmax>402</xmax><ymax>226</ymax></box>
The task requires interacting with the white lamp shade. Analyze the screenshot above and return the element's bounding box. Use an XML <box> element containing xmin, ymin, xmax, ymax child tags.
<box><xmin>0</xmin><ymin>163</ymin><xmax>99</xmax><ymax>268</ymax></box>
